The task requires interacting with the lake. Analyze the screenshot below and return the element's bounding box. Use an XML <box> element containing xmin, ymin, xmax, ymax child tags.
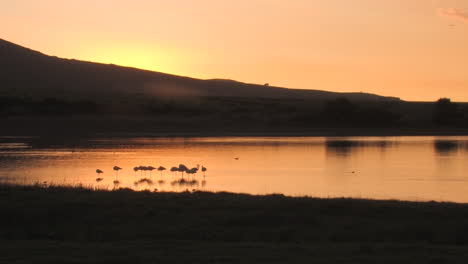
<box><xmin>1</xmin><ymin>136</ymin><xmax>468</xmax><ymax>202</ymax></box>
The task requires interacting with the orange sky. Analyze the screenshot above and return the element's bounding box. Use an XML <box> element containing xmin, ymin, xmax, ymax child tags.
<box><xmin>1</xmin><ymin>0</ymin><xmax>467</xmax><ymax>101</ymax></box>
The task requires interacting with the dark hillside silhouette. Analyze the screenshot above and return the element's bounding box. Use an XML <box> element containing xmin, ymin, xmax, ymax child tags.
<box><xmin>2</xmin><ymin>38</ymin><xmax>468</xmax><ymax>136</ymax></box>
<box><xmin>0</xmin><ymin>38</ymin><xmax>400</xmax><ymax>101</ymax></box>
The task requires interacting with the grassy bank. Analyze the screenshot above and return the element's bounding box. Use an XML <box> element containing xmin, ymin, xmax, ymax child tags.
<box><xmin>2</xmin><ymin>185</ymin><xmax>468</xmax><ymax>263</ymax></box>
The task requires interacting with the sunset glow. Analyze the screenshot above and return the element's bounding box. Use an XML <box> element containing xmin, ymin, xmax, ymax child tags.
<box><xmin>1</xmin><ymin>0</ymin><xmax>468</xmax><ymax>101</ymax></box>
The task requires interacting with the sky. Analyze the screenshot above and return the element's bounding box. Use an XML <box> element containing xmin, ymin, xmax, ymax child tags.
<box><xmin>1</xmin><ymin>0</ymin><xmax>467</xmax><ymax>101</ymax></box>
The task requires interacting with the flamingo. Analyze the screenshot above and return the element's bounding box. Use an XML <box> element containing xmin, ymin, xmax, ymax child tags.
<box><xmin>113</xmin><ymin>166</ymin><xmax>122</xmax><ymax>181</ymax></box>
<box><xmin>138</xmin><ymin>166</ymin><xmax>146</xmax><ymax>176</ymax></box>
<box><xmin>178</xmin><ymin>164</ymin><xmax>188</xmax><ymax>178</ymax></box>
<box><xmin>138</xmin><ymin>166</ymin><xmax>148</xmax><ymax>176</ymax></box>
<box><xmin>187</xmin><ymin>167</ymin><xmax>198</xmax><ymax>180</ymax></box>
<box><xmin>185</xmin><ymin>169</ymin><xmax>193</xmax><ymax>180</ymax></box>
<box><xmin>202</xmin><ymin>166</ymin><xmax>207</xmax><ymax>177</ymax></box>
<box><xmin>147</xmin><ymin>166</ymin><xmax>156</xmax><ymax>177</ymax></box>
<box><xmin>192</xmin><ymin>167</ymin><xmax>199</xmax><ymax>178</ymax></box>
<box><xmin>185</xmin><ymin>168</ymin><xmax>192</xmax><ymax>179</ymax></box>
<box><xmin>158</xmin><ymin>166</ymin><xmax>166</xmax><ymax>177</ymax></box>
<box><xmin>96</xmin><ymin>169</ymin><xmax>104</xmax><ymax>182</ymax></box>
<box><xmin>170</xmin><ymin>167</ymin><xmax>179</xmax><ymax>177</ymax></box>
<box><xmin>133</xmin><ymin>166</ymin><xmax>139</xmax><ymax>176</ymax></box>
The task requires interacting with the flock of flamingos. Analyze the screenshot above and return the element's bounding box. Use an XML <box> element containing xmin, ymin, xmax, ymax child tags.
<box><xmin>94</xmin><ymin>164</ymin><xmax>208</xmax><ymax>188</ymax></box>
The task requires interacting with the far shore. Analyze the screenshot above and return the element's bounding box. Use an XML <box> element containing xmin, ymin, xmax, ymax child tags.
<box><xmin>2</xmin><ymin>118</ymin><xmax>468</xmax><ymax>139</ymax></box>
<box><xmin>95</xmin><ymin>128</ymin><xmax>468</xmax><ymax>138</ymax></box>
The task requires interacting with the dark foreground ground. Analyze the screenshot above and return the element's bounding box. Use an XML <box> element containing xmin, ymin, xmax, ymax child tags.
<box><xmin>2</xmin><ymin>185</ymin><xmax>468</xmax><ymax>263</ymax></box>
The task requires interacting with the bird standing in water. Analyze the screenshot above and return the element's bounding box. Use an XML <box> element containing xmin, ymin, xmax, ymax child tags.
<box><xmin>158</xmin><ymin>166</ymin><xmax>166</xmax><ymax>177</ymax></box>
<box><xmin>147</xmin><ymin>166</ymin><xmax>156</xmax><ymax>178</ymax></box>
<box><xmin>170</xmin><ymin>167</ymin><xmax>179</xmax><ymax>177</ymax></box>
<box><xmin>113</xmin><ymin>166</ymin><xmax>122</xmax><ymax>182</ymax></box>
<box><xmin>96</xmin><ymin>169</ymin><xmax>104</xmax><ymax>182</ymax></box>
<box><xmin>178</xmin><ymin>164</ymin><xmax>188</xmax><ymax>178</ymax></box>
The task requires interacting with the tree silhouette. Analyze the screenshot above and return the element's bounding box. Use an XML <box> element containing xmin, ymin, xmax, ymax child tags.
<box><xmin>432</xmin><ymin>98</ymin><xmax>461</xmax><ymax>126</ymax></box>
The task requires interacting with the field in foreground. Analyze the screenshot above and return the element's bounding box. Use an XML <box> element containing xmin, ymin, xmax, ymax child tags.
<box><xmin>2</xmin><ymin>185</ymin><xmax>468</xmax><ymax>263</ymax></box>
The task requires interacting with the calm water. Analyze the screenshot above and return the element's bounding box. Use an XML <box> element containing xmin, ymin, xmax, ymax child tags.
<box><xmin>1</xmin><ymin>136</ymin><xmax>468</xmax><ymax>202</ymax></box>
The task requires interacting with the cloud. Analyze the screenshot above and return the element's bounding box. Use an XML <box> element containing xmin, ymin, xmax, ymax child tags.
<box><xmin>437</xmin><ymin>8</ymin><xmax>468</xmax><ymax>23</ymax></box>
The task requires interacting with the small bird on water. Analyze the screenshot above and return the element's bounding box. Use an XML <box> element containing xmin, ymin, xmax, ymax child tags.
<box><xmin>113</xmin><ymin>166</ymin><xmax>122</xmax><ymax>181</ymax></box>
<box><xmin>96</xmin><ymin>169</ymin><xmax>104</xmax><ymax>182</ymax></box>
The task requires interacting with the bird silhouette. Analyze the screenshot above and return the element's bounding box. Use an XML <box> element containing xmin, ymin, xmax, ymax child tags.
<box><xmin>138</xmin><ymin>166</ymin><xmax>148</xmax><ymax>176</ymax></box>
<box><xmin>170</xmin><ymin>166</ymin><xmax>179</xmax><ymax>177</ymax></box>
<box><xmin>186</xmin><ymin>167</ymin><xmax>198</xmax><ymax>180</ymax></box>
<box><xmin>158</xmin><ymin>166</ymin><xmax>166</xmax><ymax>177</ymax></box>
<box><xmin>96</xmin><ymin>169</ymin><xmax>104</xmax><ymax>182</ymax></box>
<box><xmin>147</xmin><ymin>166</ymin><xmax>156</xmax><ymax>177</ymax></box>
<box><xmin>178</xmin><ymin>164</ymin><xmax>188</xmax><ymax>178</ymax></box>
<box><xmin>113</xmin><ymin>166</ymin><xmax>122</xmax><ymax>181</ymax></box>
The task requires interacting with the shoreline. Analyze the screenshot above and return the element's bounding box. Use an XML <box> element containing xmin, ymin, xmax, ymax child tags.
<box><xmin>4</xmin><ymin>182</ymin><xmax>468</xmax><ymax>204</ymax></box>
<box><xmin>3</xmin><ymin>114</ymin><xmax>468</xmax><ymax>138</ymax></box>
<box><xmin>3</xmin><ymin>127</ymin><xmax>468</xmax><ymax>139</ymax></box>
<box><xmin>2</xmin><ymin>182</ymin><xmax>465</xmax><ymax>205</ymax></box>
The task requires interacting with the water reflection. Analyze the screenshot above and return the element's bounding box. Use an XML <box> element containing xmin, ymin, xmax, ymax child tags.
<box><xmin>171</xmin><ymin>179</ymin><xmax>200</xmax><ymax>187</ymax></box>
<box><xmin>134</xmin><ymin>178</ymin><xmax>154</xmax><ymax>186</ymax></box>
<box><xmin>326</xmin><ymin>140</ymin><xmax>358</xmax><ymax>156</ymax></box>
<box><xmin>325</xmin><ymin>139</ymin><xmax>393</xmax><ymax>157</ymax></box>
<box><xmin>434</xmin><ymin>140</ymin><xmax>460</xmax><ymax>155</ymax></box>
<box><xmin>1</xmin><ymin>136</ymin><xmax>468</xmax><ymax>202</ymax></box>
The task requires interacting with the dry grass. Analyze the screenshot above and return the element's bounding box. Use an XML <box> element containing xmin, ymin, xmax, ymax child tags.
<box><xmin>2</xmin><ymin>183</ymin><xmax>468</xmax><ymax>263</ymax></box>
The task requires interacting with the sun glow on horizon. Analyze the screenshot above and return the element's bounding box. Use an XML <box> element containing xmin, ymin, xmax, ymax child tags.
<box><xmin>74</xmin><ymin>44</ymin><xmax>186</xmax><ymax>75</ymax></box>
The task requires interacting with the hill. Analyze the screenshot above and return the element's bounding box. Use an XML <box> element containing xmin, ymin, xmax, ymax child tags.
<box><xmin>4</xmin><ymin>38</ymin><xmax>468</xmax><ymax>137</ymax></box>
<box><xmin>0</xmin><ymin>38</ymin><xmax>399</xmax><ymax>101</ymax></box>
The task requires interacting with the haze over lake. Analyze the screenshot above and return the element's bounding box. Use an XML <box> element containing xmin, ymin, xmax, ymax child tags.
<box><xmin>1</xmin><ymin>136</ymin><xmax>468</xmax><ymax>203</ymax></box>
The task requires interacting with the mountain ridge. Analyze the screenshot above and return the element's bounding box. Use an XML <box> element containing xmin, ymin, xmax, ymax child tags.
<box><xmin>0</xmin><ymin>38</ymin><xmax>400</xmax><ymax>102</ymax></box>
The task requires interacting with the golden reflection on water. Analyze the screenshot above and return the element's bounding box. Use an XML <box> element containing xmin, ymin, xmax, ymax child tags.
<box><xmin>1</xmin><ymin>136</ymin><xmax>468</xmax><ymax>202</ymax></box>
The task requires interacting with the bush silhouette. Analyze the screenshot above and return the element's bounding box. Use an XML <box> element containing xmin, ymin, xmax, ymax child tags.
<box><xmin>432</xmin><ymin>98</ymin><xmax>461</xmax><ymax>126</ymax></box>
